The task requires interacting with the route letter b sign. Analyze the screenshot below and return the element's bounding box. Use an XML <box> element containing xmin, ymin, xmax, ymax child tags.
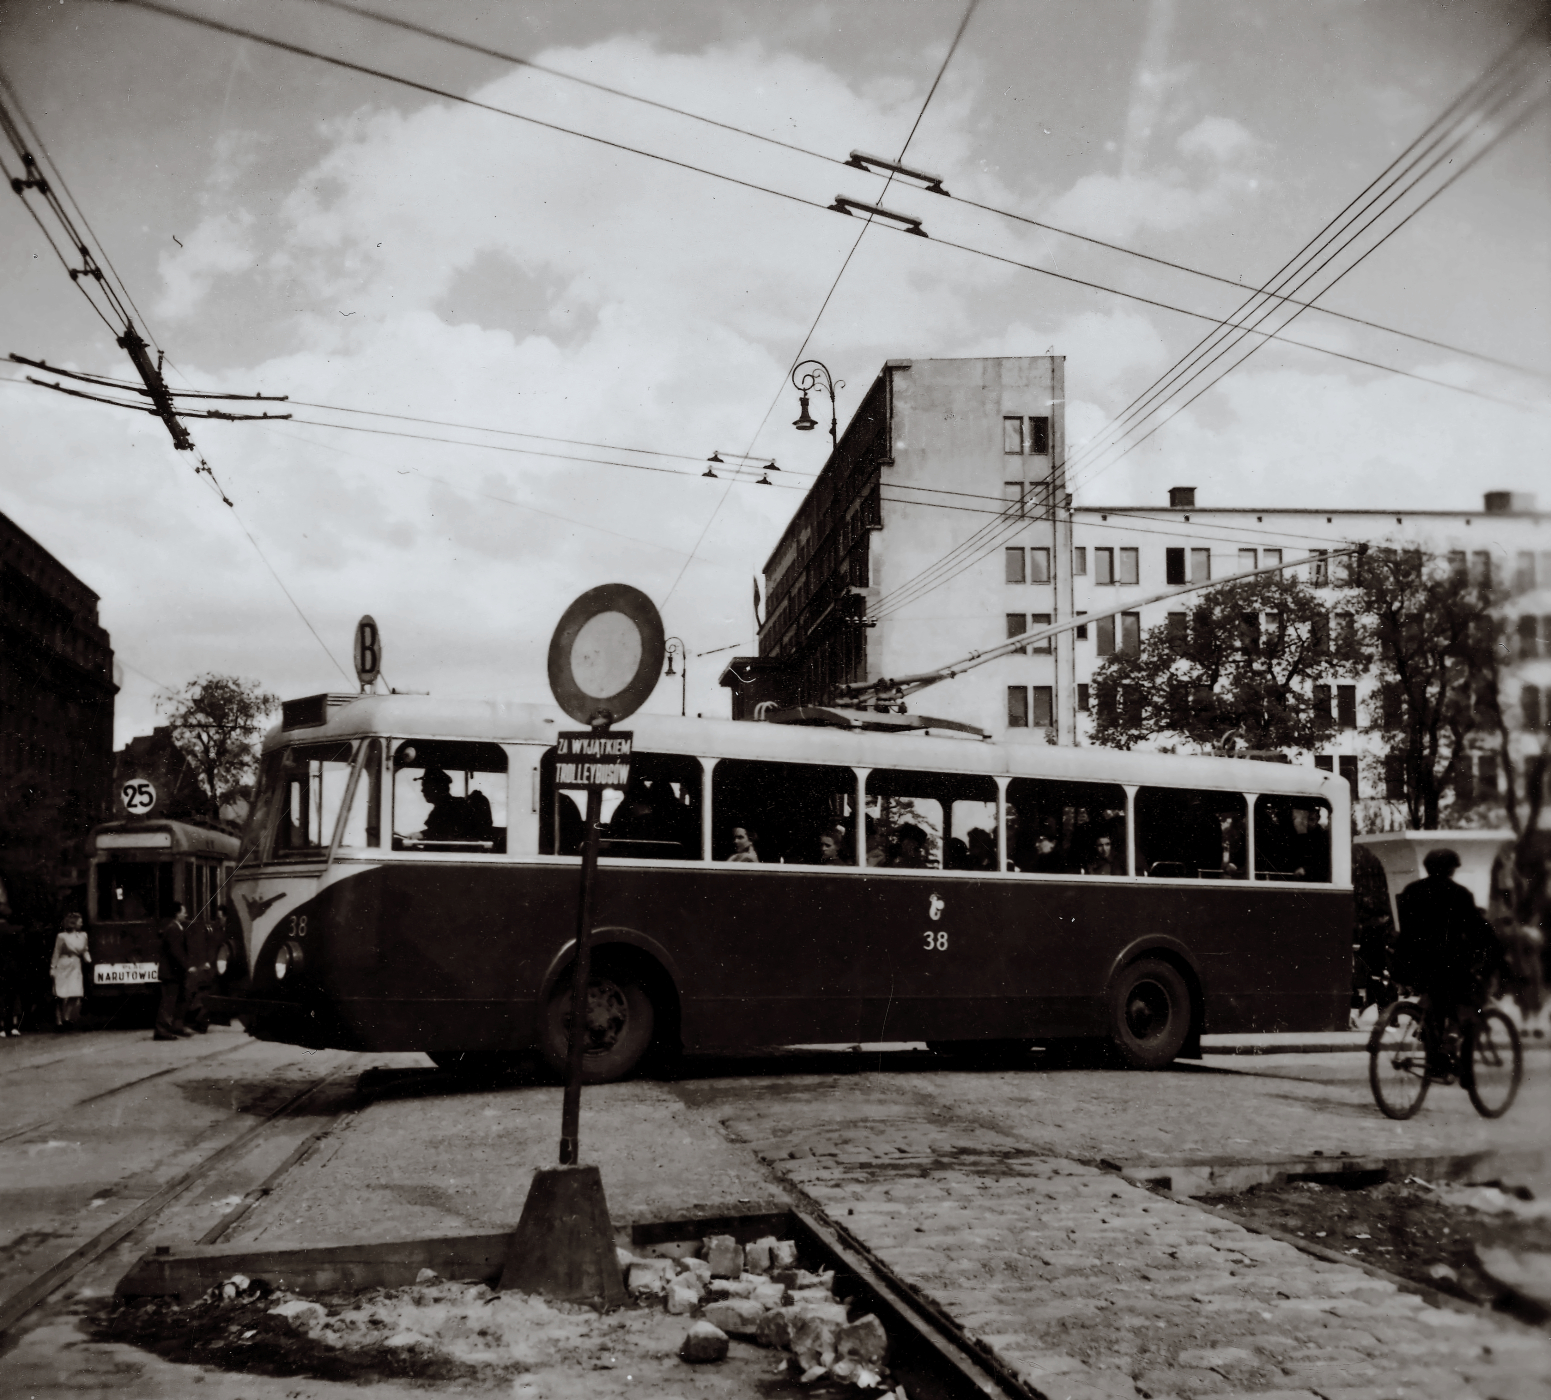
<box><xmin>554</xmin><ymin>731</ymin><xmax>632</xmax><ymax>791</ymax></box>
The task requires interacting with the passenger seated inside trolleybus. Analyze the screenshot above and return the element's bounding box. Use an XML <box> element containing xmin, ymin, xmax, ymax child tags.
<box><xmin>391</xmin><ymin>741</ymin><xmax>506</xmax><ymax>853</ymax></box>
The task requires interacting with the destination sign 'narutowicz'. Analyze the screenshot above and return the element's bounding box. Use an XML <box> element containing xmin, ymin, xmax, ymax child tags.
<box><xmin>554</xmin><ymin>731</ymin><xmax>633</xmax><ymax>791</ymax></box>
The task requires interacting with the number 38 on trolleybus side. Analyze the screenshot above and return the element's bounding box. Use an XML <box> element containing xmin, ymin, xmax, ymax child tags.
<box><xmin>208</xmin><ymin>692</ymin><xmax>1354</xmax><ymax>1079</ymax></box>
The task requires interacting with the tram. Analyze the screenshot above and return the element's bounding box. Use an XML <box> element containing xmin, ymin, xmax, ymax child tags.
<box><xmin>208</xmin><ymin>692</ymin><xmax>1353</xmax><ymax>1078</ymax></box>
<box><xmin>86</xmin><ymin>818</ymin><xmax>239</xmax><ymax>1005</ymax></box>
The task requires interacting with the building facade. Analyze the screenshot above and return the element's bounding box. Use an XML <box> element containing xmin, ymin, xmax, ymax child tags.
<box><xmin>724</xmin><ymin>356</ymin><xmax>1549</xmax><ymax>831</ymax></box>
<box><xmin>0</xmin><ymin>510</ymin><xmax>116</xmax><ymax>915</ymax></box>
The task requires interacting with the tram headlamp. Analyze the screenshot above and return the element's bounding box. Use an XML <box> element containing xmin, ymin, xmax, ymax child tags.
<box><xmin>215</xmin><ymin>942</ymin><xmax>232</xmax><ymax>976</ymax></box>
<box><xmin>274</xmin><ymin>940</ymin><xmax>304</xmax><ymax>981</ymax></box>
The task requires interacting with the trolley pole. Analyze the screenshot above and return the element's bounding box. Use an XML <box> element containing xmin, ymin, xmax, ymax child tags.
<box><xmin>558</xmin><ymin>756</ymin><xmax>606</xmax><ymax>1166</ymax></box>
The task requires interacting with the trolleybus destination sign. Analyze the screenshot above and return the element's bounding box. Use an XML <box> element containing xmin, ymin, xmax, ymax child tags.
<box><xmin>553</xmin><ymin>731</ymin><xmax>633</xmax><ymax>791</ymax></box>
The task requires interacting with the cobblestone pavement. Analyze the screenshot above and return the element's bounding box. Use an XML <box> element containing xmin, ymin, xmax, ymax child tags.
<box><xmin>705</xmin><ymin>1079</ymin><xmax>1551</xmax><ymax>1400</ymax></box>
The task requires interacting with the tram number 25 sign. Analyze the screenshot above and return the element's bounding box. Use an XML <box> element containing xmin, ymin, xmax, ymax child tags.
<box><xmin>121</xmin><ymin>778</ymin><xmax>157</xmax><ymax>815</ymax></box>
<box><xmin>554</xmin><ymin>731</ymin><xmax>632</xmax><ymax>791</ymax></box>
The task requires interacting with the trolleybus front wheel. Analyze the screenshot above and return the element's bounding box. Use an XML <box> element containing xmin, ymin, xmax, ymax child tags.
<box><xmin>1107</xmin><ymin>958</ymin><xmax>1191</xmax><ymax>1070</ymax></box>
<box><xmin>540</xmin><ymin>967</ymin><xmax>656</xmax><ymax>1084</ymax></box>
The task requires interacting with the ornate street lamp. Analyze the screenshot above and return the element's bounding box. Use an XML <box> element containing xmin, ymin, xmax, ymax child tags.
<box><xmin>663</xmin><ymin>636</ymin><xmax>687</xmax><ymax>716</ymax></box>
<box><xmin>791</xmin><ymin>360</ymin><xmax>844</xmax><ymax>452</ymax></box>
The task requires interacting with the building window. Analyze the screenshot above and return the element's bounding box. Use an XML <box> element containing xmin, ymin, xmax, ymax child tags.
<box><xmin>1074</xmin><ymin>546</ymin><xmax>1087</xmax><ymax>575</ymax></box>
<box><xmin>1479</xmin><ymin>753</ymin><xmax>1498</xmax><ymax>797</ymax></box>
<box><xmin>1238</xmin><ymin>548</ymin><xmax>1257</xmax><ymax>573</ymax></box>
<box><xmin>1310</xmin><ymin>550</ymin><xmax>1329</xmax><ymax>586</ymax></box>
<box><xmin>1120</xmin><ymin>612</ymin><xmax>1141</xmax><ymax>656</ymax></box>
<box><xmin>1123</xmin><ymin>687</ymin><xmax>1143</xmax><ymax>726</ymax></box>
<box><xmin>1335</xmin><ymin>610</ymin><xmax>1356</xmax><ymax>650</ymax></box>
<box><xmin>1118</xmin><ymin>547</ymin><xmax>1139</xmax><ymax>586</ymax></box>
<box><xmin>1004</xmin><ymin>481</ymin><xmax>1027</xmax><ymax>515</ymax></box>
<box><xmin>1003</xmin><ymin>417</ymin><xmax>1024</xmax><ymax>454</ymax></box>
<box><xmin>1313</xmin><ymin>683</ymin><xmax>1332</xmax><ymax>720</ymax></box>
<box><xmin>1236</xmin><ymin>611</ymin><xmax>1262</xmax><ymax>654</ymax></box>
<box><xmin>1312</xmin><ymin>612</ymin><xmax>1331</xmax><ymax>654</ymax></box>
<box><xmin>1520</xmin><ymin>615</ymin><xmax>1540</xmax><ymax>660</ymax></box>
<box><xmin>1006</xmin><ymin>613</ymin><xmax>1027</xmax><ymax>654</ymax></box>
<box><xmin>1167</xmin><ymin>611</ymin><xmax>1187</xmax><ymax>648</ymax></box>
<box><xmin>1077</xmin><ymin>682</ymin><xmax>1090</xmax><ymax>712</ymax></box>
<box><xmin>1008</xmin><ymin>686</ymin><xmax>1029</xmax><ymax>727</ymax></box>
<box><xmin>1096</xmin><ymin>615</ymin><xmax>1115</xmax><ymax>656</ymax></box>
<box><xmin>1525</xmin><ymin>684</ymin><xmax>1544</xmax><ymax>731</ymax></box>
<box><xmin>1094</xmin><ymin>547</ymin><xmax>1115</xmax><ymax>585</ymax></box>
<box><xmin>1382</xmin><ymin>683</ymin><xmax>1403</xmax><ymax>728</ymax></box>
<box><xmin>1029</xmin><ymin>416</ymin><xmax>1050</xmax><ymax>455</ymax></box>
<box><xmin>1190</xmin><ymin>548</ymin><xmax>1211</xmax><ymax>583</ymax></box>
<box><xmin>1028</xmin><ymin>613</ymin><xmax>1052</xmax><ymax>652</ymax></box>
<box><xmin>1448</xmin><ymin>550</ymin><xmax>1468</xmax><ymax>578</ymax></box>
<box><xmin>1005</xmin><ymin>547</ymin><xmax>1025</xmax><ymax>584</ymax></box>
<box><xmin>1384</xmin><ymin>753</ymin><xmax>1405</xmax><ymax>800</ymax></box>
<box><xmin>1028</xmin><ymin>547</ymin><xmax>1051</xmax><ymax>583</ymax></box>
<box><xmin>1339</xmin><ymin>756</ymin><xmax>1360</xmax><ymax>800</ymax></box>
<box><xmin>1263</xmin><ymin>548</ymin><xmax>1282</xmax><ymax>569</ymax></box>
<box><xmin>1096</xmin><ymin>684</ymin><xmax>1116</xmax><ymax>725</ymax></box>
<box><xmin>1315</xmin><ymin>755</ymin><xmax>1334</xmax><ymax>773</ymax></box>
<box><xmin>1076</xmin><ymin>611</ymin><xmax>1088</xmax><ymax>639</ymax></box>
<box><xmin>1337</xmin><ymin>684</ymin><xmax>1357</xmax><ymax>729</ymax></box>
<box><xmin>1031</xmin><ymin>686</ymin><xmax>1054</xmax><ymax>727</ymax></box>
<box><xmin>1471</xmin><ymin>550</ymin><xmax>1492</xmax><ymax>586</ymax></box>
<box><xmin>1166</xmin><ymin>547</ymin><xmax>1185</xmax><ymax>585</ymax></box>
<box><xmin>1515</xmin><ymin>551</ymin><xmax>1536</xmax><ymax>593</ymax></box>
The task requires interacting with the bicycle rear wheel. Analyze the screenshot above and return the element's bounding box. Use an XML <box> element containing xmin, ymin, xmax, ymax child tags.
<box><xmin>1465</xmin><ymin>1008</ymin><xmax>1522</xmax><ymax>1118</ymax></box>
<box><xmin>1369</xmin><ymin>1000</ymin><xmax>1430</xmax><ymax>1120</ymax></box>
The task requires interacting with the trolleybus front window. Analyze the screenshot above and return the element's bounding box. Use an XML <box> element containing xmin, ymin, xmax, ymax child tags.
<box><xmin>272</xmin><ymin>742</ymin><xmax>356</xmax><ymax>860</ymax></box>
<box><xmin>392</xmin><ymin>740</ymin><xmax>507</xmax><ymax>853</ymax></box>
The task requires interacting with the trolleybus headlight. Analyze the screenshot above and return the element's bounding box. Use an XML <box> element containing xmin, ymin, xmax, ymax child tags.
<box><xmin>274</xmin><ymin>941</ymin><xmax>304</xmax><ymax>980</ymax></box>
<box><xmin>215</xmin><ymin>942</ymin><xmax>232</xmax><ymax>976</ymax></box>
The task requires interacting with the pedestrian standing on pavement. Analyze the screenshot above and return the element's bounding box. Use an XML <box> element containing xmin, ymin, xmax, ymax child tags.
<box><xmin>49</xmin><ymin>912</ymin><xmax>90</xmax><ymax>1031</ymax></box>
<box><xmin>0</xmin><ymin>902</ymin><xmax>25</xmax><ymax>1035</ymax></box>
<box><xmin>154</xmin><ymin>902</ymin><xmax>193</xmax><ymax>1040</ymax></box>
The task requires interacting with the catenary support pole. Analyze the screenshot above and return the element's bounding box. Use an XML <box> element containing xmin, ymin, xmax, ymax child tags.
<box><xmin>559</xmin><ymin>773</ymin><xmax>605</xmax><ymax>1166</ymax></box>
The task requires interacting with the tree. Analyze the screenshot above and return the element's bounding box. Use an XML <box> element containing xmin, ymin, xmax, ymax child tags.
<box><xmin>1351</xmin><ymin>548</ymin><xmax>1496</xmax><ymax>830</ymax></box>
<box><xmin>1090</xmin><ymin>571</ymin><xmax>1364</xmax><ymax>754</ymax></box>
<box><xmin>157</xmin><ymin>674</ymin><xmax>279</xmax><ymax>821</ymax></box>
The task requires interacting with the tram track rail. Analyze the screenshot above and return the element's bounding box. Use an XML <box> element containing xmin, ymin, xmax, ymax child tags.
<box><xmin>0</xmin><ymin>1054</ymin><xmax>363</xmax><ymax>1338</ymax></box>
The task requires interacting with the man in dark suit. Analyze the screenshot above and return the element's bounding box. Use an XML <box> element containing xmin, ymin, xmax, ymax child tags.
<box><xmin>154</xmin><ymin>902</ymin><xmax>193</xmax><ymax>1040</ymax></box>
<box><xmin>1395</xmin><ymin>849</ymin><xmax>1503</xmax><ymax>1075</ymax></box>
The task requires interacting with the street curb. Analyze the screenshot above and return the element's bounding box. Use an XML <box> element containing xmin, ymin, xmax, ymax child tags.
<box><xmin>1099</xmin><ymin>1144</ymin><xmax>1549</xmax><ymax>1198</ymax></box>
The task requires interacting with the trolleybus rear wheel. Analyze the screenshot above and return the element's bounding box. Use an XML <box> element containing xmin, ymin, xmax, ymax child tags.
<box><xmin>1107</xmin><ymin>958</ymin><xmax>1191</xmax><ymax>1070</ymax></box>
<box><xmin>540</xmin><ymin>967</ymin><xmax>656</xmax><ymax>1084</ymax></box>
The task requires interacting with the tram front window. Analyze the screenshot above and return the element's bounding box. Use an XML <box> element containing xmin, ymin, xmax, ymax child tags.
<box><xmin>392</xmin><ymin>740</ymin><xmax>508</xmax><ymax>853</ymax></box>
<box><xmin>96</xmin><ymin>861</ymin><xmax>174</xmax><ymax>921</ymax></box>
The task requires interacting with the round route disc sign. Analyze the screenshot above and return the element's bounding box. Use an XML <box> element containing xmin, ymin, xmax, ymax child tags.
<box><xmin>547</xmin><ymin>584</ymin><xmax>665</xmax><ymax>725</ymax></box>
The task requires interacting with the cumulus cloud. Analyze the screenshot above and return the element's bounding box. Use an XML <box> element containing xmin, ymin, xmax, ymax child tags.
<box><xmin>155</xmin><ymin>210</ymin><xmax>255</xmax><ymax>319</ymax></box>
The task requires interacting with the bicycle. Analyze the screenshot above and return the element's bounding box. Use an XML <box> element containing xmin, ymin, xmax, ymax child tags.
<box><xmin>1368</xmin><ymin>996</ymin><xmax>1523</xmax><ymax>1120</ymax></box>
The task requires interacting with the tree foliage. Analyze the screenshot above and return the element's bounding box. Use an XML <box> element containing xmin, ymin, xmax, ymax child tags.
<box><xmin>157</xmin><ymin>674</ymin><xmax>279</xmax><ymax>821</ymax></box>
<box><xmin>1090</xmin><ymin>572</ymin><xmax>1364</xmax><ymax>753</ymax></box>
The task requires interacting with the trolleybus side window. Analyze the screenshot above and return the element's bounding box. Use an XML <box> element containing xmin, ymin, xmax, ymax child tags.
<box><xmin>339</xmin><ymin>738</ymin><xmax>384</xmax><ymax>850</ymax></box>
<box><xmin>538</xmin><ymin>750</ymin><xmax>704</xmax><ymax>859</ymax></box>
<box><xmin>1136</xmin><ymin>787</ymin><xmax>1248</xmax><ymax>879</ymax></box>
<box><xmin>711</xmin><ymin>759</ymin><xmax>857</xmax><ymax>866</ymax></box>
<box><xmin>863</xmin><ymin>769</ymin><xmax>999</xmax><ymax>870</ymax></box>
<box><xmin>392</xmin><ymin>740</ymin><xmax>507</xmax><ymax>854</ymax></box>
<box><xmin>273</xmin><ymin>742</ymin><xmax>356</xmax><ymax>859</ymax></box>
<box><xmin>1254</xmin><ymin>794</ymin><xmax>1332</xmax><ymax>882</ymax></box>
<box><xmin>96</xmin><ymin>860</ymin><xmax>174</xmax><ymax>921</ymax></box>
<box><xmin>1006</xmin><ymin>778</ymin><xmax>1127</xmax><ymax>875</ymax></box>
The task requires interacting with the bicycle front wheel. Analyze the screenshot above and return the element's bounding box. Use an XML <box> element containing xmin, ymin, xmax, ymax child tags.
<box><xmin>1369</xmin><ymin>1000</ymin><xmax>1430</xmax><ymax>1120</ymax></box>
<box><xmin>1465</xmin><ymin>1008</ymin><xmax>1523</xmax><ymax>1118</ymax></box>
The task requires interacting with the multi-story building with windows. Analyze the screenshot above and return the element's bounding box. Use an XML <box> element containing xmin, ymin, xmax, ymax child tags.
<box><xmin>722</xmin><ymin>355</ymin><xmax>1548</xmax><ymax>830</ymax></box>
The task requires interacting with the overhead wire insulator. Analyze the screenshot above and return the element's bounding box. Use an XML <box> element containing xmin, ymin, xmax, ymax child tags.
<box><xmin>844</xmin><ymin>150</ymin><xmax>948</xmax><ymax>195</ymax></box>
<box><xmin>828</xmin><ymin>195</ymin><xmax>928</xmax><ymax>237</ymax></box>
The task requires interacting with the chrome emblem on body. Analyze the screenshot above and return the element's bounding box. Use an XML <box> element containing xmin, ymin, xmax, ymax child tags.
<box><xmin>927</xmin><ymin>893</ymin><xmax>944</xmax><ymax>921</ymax></box>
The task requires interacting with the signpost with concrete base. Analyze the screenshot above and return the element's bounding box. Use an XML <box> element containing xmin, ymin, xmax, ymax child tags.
<box><xmin>499</xmin><ymin>583</ymin><xmax>664</xmax><ymax>1308</ymax></box>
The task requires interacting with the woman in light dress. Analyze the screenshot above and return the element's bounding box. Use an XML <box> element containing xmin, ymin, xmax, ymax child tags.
<box><xmin>50</xmin><ymin>912</ymin><xmax>90</xmax><ymax>1031</ymax></box>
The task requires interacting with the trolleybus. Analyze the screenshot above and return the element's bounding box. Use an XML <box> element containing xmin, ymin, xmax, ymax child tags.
<box><xmin>86</xmin><ymin>817</ymin><xmax>239</xmax><ymax>1006</ymax></box>
<box><xmin>209</xmin><ymin>693</ymin><xmax>1353</xmax><ymax>1077</ymax></box>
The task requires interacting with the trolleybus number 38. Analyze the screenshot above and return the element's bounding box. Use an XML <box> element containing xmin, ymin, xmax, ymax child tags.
<box><xmin>924</xmin><ymin>932</ymin><xmax>949</xmax><ymax>950</ymax></box>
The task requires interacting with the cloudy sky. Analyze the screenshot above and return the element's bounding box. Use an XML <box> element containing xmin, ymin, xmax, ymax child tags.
<box><xmin>1</xmin><ymin>0</ymin><xmax>1547</xmax><ymax>746</ymax></box>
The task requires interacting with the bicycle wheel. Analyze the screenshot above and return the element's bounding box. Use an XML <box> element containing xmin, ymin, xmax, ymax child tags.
<box><xmin>1465</xmin><ymin>1008</ymin><xmax>1523</xmax><ymax>1118</ymax></box>
<box><xmin>1369</xmin><ymin>1000</ymin><xmax>1431</xmax><ymax>1120</ymax></box>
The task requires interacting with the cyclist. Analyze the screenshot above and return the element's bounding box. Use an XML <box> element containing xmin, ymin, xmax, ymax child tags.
<box><xmin>1393</xmin><ymin>848</ymin><xmax>1506</xmax><ymax>1078</ymax></box>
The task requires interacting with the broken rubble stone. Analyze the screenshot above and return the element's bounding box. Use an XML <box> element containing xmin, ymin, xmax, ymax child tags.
<box><xmin>787</xmin><ymin>1286</ymin><xmax>837</xmax><ymax>1307</ymax></box>
<box><xmin>751</xmin><ymin>1281</ymin><xmax>786</xmax><ymax>1308</ymax></box>
<box><xmin>789</xmin><ymin>1309</ymin><xmax>841</xmax><ymax>1372</ymax></box>
<box><xmin>267</xmin><ymin>1299</ymin><xmax>326</xmax><ymax>1331</ymax></box>
<box><xmin>756</xmin><ymin>1305</ymin><xmax>796</xmax><ymax>1349</ymax></box>
<box><xmin>707</xmin><ymin>1277</ymin><xmax>757</xmax><ymax>1299</ymax></box>
<box><xmin>771</xmin><ymin>1240</ymin><xmax>799</xmax><ymax>1270</ymax></box>
<box><xmin>799</xmin><ymin>1363</ymin><xmax>830</xmax><ymax>1384</ymax></box>
<box><xmin>665</xmin><ymin>1281</ymin><xmax>702</xmax><ymax>1316</ymax></box>
<box><xmin>703</xmin><ymin>1234</ymin><xmax>744</xmax><ymax>1279</ymax></box>
<box><xmin>701</xmin><ymin>1297</ymin><xmax>767</xmax><ymax>1337</ymax></box>
<box><xmin>627</xmin><ymin>1260</ymin><xmax>674</xmax><ymax>1295</ymax></box>
<box><xmin>745</xmin><ymin>1236</ymin><xmax>777</xmax><ymax>1274</ymax></box>
<box><xmin>679</xmin><ymin>1320</ymin><xmax>730</xmax><ymax>1363</ymax></box>
<box><xmin>414</xmin><ymin>1268</ymin><xmax>439</xmax><ymax>1284</ymax></box>
<box><xmin>615</xmin><ymin>1246</ymin><xmax>637</xmax><ymax>1271</ymax></box>
<box><xmin>682</xmin><ymin>1256</ymin><xmax>712</xmax><ymax>1284</ymax></box>
<box><xmin>835</xmin><ymin>1313</ymin><xmax>888</xmax><ymax>1369</ymax></box>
